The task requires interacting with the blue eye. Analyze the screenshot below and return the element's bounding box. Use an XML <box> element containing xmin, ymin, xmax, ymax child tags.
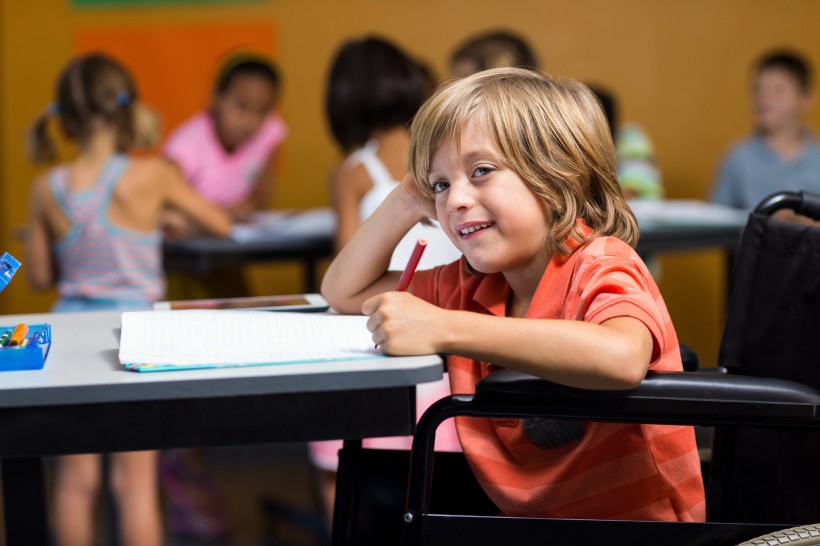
<box><xmin>431</xmin><ymin>180</ymin><xmax>449</xmax><ymax>193</ymax></box>
<box><xmin>473</xmin><ymin>165</ymin><xmax>492</xmax><ymax>177</ymax></box>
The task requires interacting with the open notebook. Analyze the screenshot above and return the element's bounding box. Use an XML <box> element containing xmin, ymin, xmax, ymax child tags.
<box><xmin>118</xmin><ymin>310</ymin><xmax>385</xmax><ymax>372</ymax></box>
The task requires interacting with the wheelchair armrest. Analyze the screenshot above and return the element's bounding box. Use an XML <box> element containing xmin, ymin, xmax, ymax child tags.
<box><xmin>475</xmin><ymin>370</ymin><xmax>820</xmax><ymax>426</ymax></box>
<box><xmin>406</xmin><ymin>370</ymin><xmax>820</xmax><ymax>515</ymax></box>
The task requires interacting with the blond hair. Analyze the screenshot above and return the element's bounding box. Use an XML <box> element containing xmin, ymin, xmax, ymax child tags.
<box><xmin>26</xmin><ymin>53</ymin><xmax>161</xmax><ymax>164</ymax></box>
<box><xmin>409</xmin><ymin>67</ymin><xmax>638</xmax><ymax>256</ymax></box>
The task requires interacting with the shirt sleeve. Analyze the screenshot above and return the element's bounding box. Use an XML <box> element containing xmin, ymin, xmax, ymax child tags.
<box><xmin>578</xmin><ymin>252</ymin><xmax>668</xmax><ymax>364</ymax></box>
<box><xmin>257</xmin><ymin>113</ymin><xmax>288</xmax><ymax>153</ymax></box>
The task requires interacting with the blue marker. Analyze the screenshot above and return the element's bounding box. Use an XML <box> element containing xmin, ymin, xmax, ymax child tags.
<box><xmin>0</xmin><ymin>253</ymin><xmax>21</xmax><ymax>293</ymax></box>
<box><xmin>27</xmin><ymin>324</ymin><xmax>50</xmax><ymax>347</ymax></box>
<box><xmin>26</xmin><ymin>330</ymin><xmax>42</xmax><ymax>347</ymax></box>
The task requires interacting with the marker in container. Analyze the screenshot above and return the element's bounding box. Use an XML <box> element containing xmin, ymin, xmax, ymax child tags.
<box><xmin>8</xmin><ymin>323</ymin><xmax>29</xmax><ymax>346</ymax></box>
<box><xmin>26</xmin><ymin>328</ymin><xmax>44</xmax><ymax>347</ymax></box>
<box><xmin>0</xmin><ymin>329</ymin><xmax>12</xmax><ymax>347</ymax></box>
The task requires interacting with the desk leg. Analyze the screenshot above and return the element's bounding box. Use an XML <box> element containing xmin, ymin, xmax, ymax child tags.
<box><xmin>2</xmin><ymin>457</ymin><xmax>49</xmax><ymax>546</ymax></box>
<box><xmin>332</xmin><ymin>439</ymin><xmax>362</xmax><ymax>546</ymax></box>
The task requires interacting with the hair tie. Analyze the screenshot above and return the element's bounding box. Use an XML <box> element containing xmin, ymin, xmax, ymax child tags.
<box><xmin>47</xmin><ymin>103</ymin><xmax>59</xmax><ymax>116</ymax></box>
<box><xmin>116</xmin><ymin>91</ymin><xmax>131</xmax><ymax>106</ymax></box>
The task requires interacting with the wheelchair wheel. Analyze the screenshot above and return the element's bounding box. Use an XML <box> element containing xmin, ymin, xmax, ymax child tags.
<box><xmin>738</xmin><ymin>524</ymin><xmax>820</xmax><ymax>545</ymax></box>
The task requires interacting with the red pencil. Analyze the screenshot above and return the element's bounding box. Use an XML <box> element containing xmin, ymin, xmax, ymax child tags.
<box><xmin>375</xmin><ymin>239</ymin><xmax>427</xmax><ymax>349</ymax></box>
<box><xmin>395</xmin><ymin>239</ymin><xmax>427</xmax><ymax>292</ymax></box>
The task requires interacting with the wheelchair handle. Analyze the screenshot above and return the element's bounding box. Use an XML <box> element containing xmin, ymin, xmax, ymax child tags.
<box><xmin>755</xmin><ymin>190</ymin><xmax>820</xmax><ymax>220</ymax></box>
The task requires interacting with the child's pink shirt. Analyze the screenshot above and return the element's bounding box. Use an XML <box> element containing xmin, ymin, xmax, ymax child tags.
<box><xmin>162</xmin><ymin>111</ymin><xmax>287</xmax><ymax>207</ymax></box>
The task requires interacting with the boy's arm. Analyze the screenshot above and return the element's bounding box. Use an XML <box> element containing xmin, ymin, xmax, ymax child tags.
<box><xmin>25</xmin><ymin>176</ymin><xmax>55</xmax><ymax>291</ymax></box>
<box><xmin>160</xmin><ymin>163</ymin><xmax>232</xmax><ymax>238</ymax></box>
<box><xmin>321</xmin><ymin>175</ymin><xmax>433</xmax><ymax>314</ymax></box>
<box><xmin>364</xmin><ymin>291</ymin><xmax>654</xmax><ymax>390</ymax></box>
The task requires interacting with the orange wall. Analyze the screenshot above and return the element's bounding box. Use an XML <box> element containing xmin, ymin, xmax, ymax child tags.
<box><xmin>3</xmin><ymin>0</ymin><xmax>820</xmax><ymax>364</ymax></box>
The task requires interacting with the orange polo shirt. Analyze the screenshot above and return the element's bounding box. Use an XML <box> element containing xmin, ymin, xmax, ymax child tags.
<box><xmin>411</xmin><ymin>235</ymin><xmax>705</xmax><ymax>521</ymax></box>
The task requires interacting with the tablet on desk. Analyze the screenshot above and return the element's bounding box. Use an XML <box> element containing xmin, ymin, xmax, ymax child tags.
<box><xmin>153</xmin><ymin>293</ymin><xmax>329</xmax><ymax>313</ymax></box>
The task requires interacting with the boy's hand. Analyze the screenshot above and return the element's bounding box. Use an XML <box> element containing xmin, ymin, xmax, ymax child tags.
<box><xmin>362</xmin><ymin>291</ymin><xmax>446</xmax><ymax>355</ymax></box>
<box><xmin>396</xmin><ymin>173</ymin><xmax>437</xmax><ymax>224</ymax></box>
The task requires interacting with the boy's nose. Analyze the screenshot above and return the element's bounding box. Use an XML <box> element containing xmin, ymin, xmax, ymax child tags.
<box><xmin>446</xmin><ymin>179</ymin><xmax>475</xmax><ymax>213</ymax></box>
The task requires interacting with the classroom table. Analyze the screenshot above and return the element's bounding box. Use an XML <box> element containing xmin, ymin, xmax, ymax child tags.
<box><xmin>631</xmin><ymin>200</ymin><xmax>749</xmax><ymax>298</ymax></box>
<box><xmin>0</xmin><ymin>310</ymin><xmax>443</xmax><ymax>546</ymax></box>
<box><xmin>632</xmin><ymin>200</ymin><xmax>748</xmax><ymax>256</ymax></box>
<box><xmin>163</xmin><ymin>208</ymin><xmax>335</xmax><ymax>293</ymax></box>
<box><xmin>162</xmin><ymin>202</ymin><xmax>747</xmax><ymax>295</ymax></box>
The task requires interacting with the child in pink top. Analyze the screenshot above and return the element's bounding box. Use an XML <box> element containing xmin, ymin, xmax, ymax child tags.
<box><xmin>163</xmin><ymin>54</ymin><xmax>287</xmax><ymax>221</ymax></box>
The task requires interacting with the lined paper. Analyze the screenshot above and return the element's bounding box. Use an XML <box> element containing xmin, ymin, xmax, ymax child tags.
<box><xmin>118</xmin><ymin>310</ymin><xmax>382</xmax><ymax>370</ymax></box>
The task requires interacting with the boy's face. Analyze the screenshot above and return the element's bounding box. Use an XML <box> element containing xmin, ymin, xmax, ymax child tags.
<box><xmin>427</xmin><ymin>119</ymin><xmax>551</xmax><ymax>280</ymax></box>
<box><xmin>752</xmin><ymin>68</ymin><xmax>811</xmax><ymax>133</ymax></box>
<box><xmin>213</xmin><ymin>73</ymin><xmax>278</xmax><ymax>151</ymax></box>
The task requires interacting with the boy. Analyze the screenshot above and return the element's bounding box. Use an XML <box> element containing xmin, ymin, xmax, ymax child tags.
<box><xmin>712</xmin><ymin>50</ymin><xmax>820</xmax><ymax>210</ymax></box>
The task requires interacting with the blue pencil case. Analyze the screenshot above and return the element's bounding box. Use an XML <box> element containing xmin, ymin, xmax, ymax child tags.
<box><xmin>0</xmin><ymin>323</ymin><xmax>52</xmax><ymax>371</ymax></box>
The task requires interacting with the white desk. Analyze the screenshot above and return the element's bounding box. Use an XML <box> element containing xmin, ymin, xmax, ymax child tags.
<box><xmin>0</xmin><ymin>310</ymin><xmax>443</xmax><ymax>546</ymax></box>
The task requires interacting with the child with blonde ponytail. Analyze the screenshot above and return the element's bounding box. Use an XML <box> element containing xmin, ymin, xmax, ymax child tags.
<box><xmin>25</xmin><ymin>52</ymin><xmax>231</xmax><ymax>546</ymax></box>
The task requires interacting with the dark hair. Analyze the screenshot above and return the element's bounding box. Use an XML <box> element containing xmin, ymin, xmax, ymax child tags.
<box><xmin>325</xmin><ymin>36</ymin><xmax>429</xmax><ymax>152</ymax></box>
<box><xmin>450</xmin><ymin>29</ymin><xmax>539</xmax><ymax>73</ymax></box>
<box><xmin>756</xmin><ymin>49</ymin><xmax>812</xmax><ymax>92</ymax></box>
<box><xmin>216</xmin><ymin>54</ymin><xmax>281</xmax><ymax>95</ymax></box>
<box><xmin>26</xmin><ymin>52</ymin><xmax>159</xmax><ymax>164</ymax></box>
<box><xmin>587</xmin><ymin>84</ymin><xmax>617</xmax><ymax>140</ymax></box>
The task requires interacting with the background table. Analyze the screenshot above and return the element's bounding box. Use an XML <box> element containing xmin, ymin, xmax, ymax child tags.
<box><xmin>632</xmin><ymin>200</ymin><xmax>748</xmax><ymax>256</ymax></box>
<box><xmin>0</xmin><ymin>310</ymin><xmax>442</xmax><ymax>546</ymax></box>
<box><xmin>163</xmin><ymin>203</ymin><xmax>748</xmax><ymax>293</ymax></box>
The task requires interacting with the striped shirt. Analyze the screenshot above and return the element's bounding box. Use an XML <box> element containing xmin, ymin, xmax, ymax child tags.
<box><xmin>50</xmin><ymin>154</ymin><xmax>164</xmax><ymax>303</ymax></box>
<box><xmin>411</xmin><ymin>232</ymin><xmax>705</xmax><ymax>521</ymax></box>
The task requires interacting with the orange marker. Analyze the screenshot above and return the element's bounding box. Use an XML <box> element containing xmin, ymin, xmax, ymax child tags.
<box><xmin>8</xmin><ymin>323</ymin><xmax>29</xmax><ymax>346</ymax></box>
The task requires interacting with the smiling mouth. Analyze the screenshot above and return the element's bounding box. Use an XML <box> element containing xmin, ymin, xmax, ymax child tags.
<box><xmin>459</xmin><ymin>222</ymin><xmax>494</xmax><ymax>236</ymax></box>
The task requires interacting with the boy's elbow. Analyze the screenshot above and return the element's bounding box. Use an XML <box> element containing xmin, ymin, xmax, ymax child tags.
<box><xmin>613</xmin><ymin>363</ymin><xmax>647</xmax><ymax>390</ymax></box>
<box><xmin>320</xmin><ymin>287</ymin><xmax>350</xmax><ymax>315</ymax></box>
<box><xmin>606</xmin><ymin>343</ymin><xmax>650</xmax><ymax>390</ymax></box>
<box><xmin>320</xmin><ymin>279</ymin><xmax>360</xmax><ymax>316</ymax></box>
